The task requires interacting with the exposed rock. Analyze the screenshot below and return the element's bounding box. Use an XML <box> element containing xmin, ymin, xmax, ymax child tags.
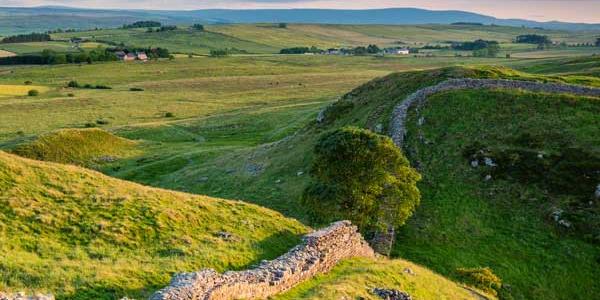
<box><xmin>403</xmin><ymin>268</ymin><xmax>416</xmax><ymax>276</ymax></box>
<box><xmin>197</xmin><ymin>177</ymin><xmax>209</xmax><ymax>183</ymax></box>
<box><xmin>215</xmin><ymin>231</ymin><xmax>233</xmax><ymax>241</ymax></box>
<box><xmin>417</xmin><ymin>117</ymin><xmax>425</xmax><ymax>126</ymax></box>
<box><xmin>151</xmin><ymin>221</ymin><xmax>374</xmax><ymax>300</ymax></box>
<box><xmin>245</xmin><ymin>163</ymin><xmax>263</xmax><ymax>176</ymax></box>
<box><xmin>485</xmin><ymin>175</ymin><xmax>492</xmax><ymax>181</ymax></box>
<box><xmin>558</xmin><ymin>219</ymin><xmax>572</xmax><ymax>228</ymax></box>
<box><xmin>374</xmin><ymin>123</ymin><xmax>384</xmax><ymax>133</ymax></box>
<box><xmin>484</xmin><ymin>157</ymin><xmax>497</xmax><ymax>167</ymax></box>
<box><xmin>0</xmin><ymin>293</ymin><xmax>54</xmax><ymax>300</ymax></box>
<box><xmin>370</xmin><ymin>226</ymin><xmax>395</xmax><ymax>256</ymax></box>
<box><xmin>372</xmin><ymin>288</ymin><xmax>412</xmax><ymax>300</ymax></box>
<box><xmin>470</xmin><ymin>160</ymin><xmax>479</xmax><ymax>168</ymax></box>
<box><xmin>296</xmin><ymin>171</ymin><xmax>304</xmax><ymax>176</ymax></box>
<box><xmin>595</xmin><ymin>184</ymin><xmax>600</xmax><ymax>199</ymax></box>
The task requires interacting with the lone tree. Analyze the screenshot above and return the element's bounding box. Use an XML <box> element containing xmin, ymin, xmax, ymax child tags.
<box><xmin>596</xmin><ymin>37</ymin><xmax>600</xmax><ymax>47</ymax></box>
<box><xmin>278</xmin><ymin>23</ymin><xmax>288</xmax><ymax>28</ymax></box>
<box><xmin>193</xmin><ymin>24</ymin><xmax>205</xmax><ymax>31</ymax></box>
<box><xmin>302</xmin><ymin>127</ymin><xmax>421</xmax><ymax>233</ymax></box>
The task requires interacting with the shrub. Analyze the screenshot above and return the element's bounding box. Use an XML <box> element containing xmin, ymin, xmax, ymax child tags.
<box><xmin>164</xmin><ymin>112</ymin><xmax>175</xmax><ymax>118</ymax></box>
<box><xmin>84</xmin><ymin>122</ymin><xmax>96</xmax><ymax>128</ymax></box>
<box><xmin>24</xmin><ymin>80</ymin><xmax>32</xmax><ymax>85</ymax></box>
<box><xmin>27</xmin><ymin>89</ymin><xmax>39</xmax><ymax>96</ymax></box>
<box><xmin>129</xmin><ymin>87</ymin><xmax>144</xmax><ymax>92</ymax></box>
<box><xmin>278</xmin><ymin>23</ymin><xmax>287</xmax><ymax>29</ymax></box>
<box><xmin>67</xmin><ymin>93</ymin><xmax>75</xmax><ymax>97</ymax></box>
<box><xmin>94</xmin><ymin>85</ymin><xmax>112</xmax><ymax>89</ymax></box>
<box><xmin>456</xmin><ymin>267</ymin><xmax>502</xmax><ymax>296</ymax></box>
<box><xmin>96</xmin><ymin>119</ymin><xmax>110</xmax><ymax>125</ymax></box>
<box><xmin>67</xmin><ymin>80</ymin><xmax>79</xmax><ymax>88</ymax></box>
<box><xmin>302</xmin><ymin>127</ymin><xmax>421</xmax><ymax>231</ymax></box>
<box><xmin>209</xmin><ymin>49</ymin><xmax>229</xmax><ymax>57</ymax></box>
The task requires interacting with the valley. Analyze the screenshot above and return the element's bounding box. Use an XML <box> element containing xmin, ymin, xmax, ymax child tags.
<box><xmin>1</xmin><ymin>9</ymin><xmax>599</xmax><ymax>300</ymax></box>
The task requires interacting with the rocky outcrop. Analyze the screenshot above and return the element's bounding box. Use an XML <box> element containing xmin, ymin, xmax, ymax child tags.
<box><xmin>389</xmin><ymin>78</ymin><xmax>600</xmax><ymax>148</ymax></box>
<box><xmin>0</xmin><ymin>293</ymin><xmax>54</xmax><ymax>300</ymax></box>
<box><xmin>150</xmin><ymin>221</ymin><xmax>374</xmax><ymax>300</ymax></box>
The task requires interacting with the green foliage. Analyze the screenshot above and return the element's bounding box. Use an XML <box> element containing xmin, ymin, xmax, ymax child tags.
<box><xmin>1</xmin><ymin>32</ymin><xmax>50</xmax><ymax>43</ymax></box>
<box><xmin>209</xmin><ymin>49</ymin><xmax>230</xmax><ymax>57</ymax></box>
<box><xmin>278</xmin><ymin>23</ymin><xmax>288</xmax><ymax>29</ymax></box>
<box><xmin>129</xmin><ymin>87</ymin><xmax>144</xmax><ymax>91</ymax></box>
<box><xmin>192</xmin><ymin>24</ymin><xmax>205</xmax><ymax>31</ymax></box>
<box><xmin>516</xmin><ymin>34</ymin><xmax>552</xmax><ymax>45</ymax></box>
<box><xmin>67</xmin><ymin>80</ymin><xmax>79</xmax><ymax>88</ymax></box>
<box><xmin>456</xmin><ymin>267</ymin><xmax>502</xmax><ymax>296</ymax></box>
<box><xmin>302</xmin><ymin>127</ymin><xmax>421</xmax><ymax>231</ymax></box>
<box><xmin>164</xmin><ymin>112</ymin><xmax>175</xmax><ymax>118</ymax></box>
<box><xmin>27</xmin><ymin>89</ymin><xmax>39</xmax><ymax>96</ymax></box>
<box><xmin>122</xmin><ymin>21</ymin><xmax>161</xmax><ymax>29</ymax></box>
<box><xmin>452</xmin><ymin>39</ymin><xmax>498</xmax><ymax>51</ymax></box>
<box><xmin>279</xmin><ymin>46</ymin><xmax>322</xmax><ymax>54</ymax></box>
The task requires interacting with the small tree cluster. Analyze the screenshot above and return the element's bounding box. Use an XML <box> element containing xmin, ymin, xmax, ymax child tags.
<box><xmin>192</xmin><ymin>24</ymin><xmax>205</xmax><ymax>31</ymax></box>
<box><xmin>516</xmin><ymin>34</ymin><xmax>552</xmax><ymax>45</ymax></box>
<box><xmin>123</xmin><ymin>21</ymin><xmax>162</xmax><ymax>29</ymax></box>
<box><xmin>302</xmin><ymin>127</ymin><xmax>421</xmax><ymax>232</ymax></box>
<box><xmin>280</xmin><ymin>46</ymin><xmax>322</xmax><ymax>54</ymax></box>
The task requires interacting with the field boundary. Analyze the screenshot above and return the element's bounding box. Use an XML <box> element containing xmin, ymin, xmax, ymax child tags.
<box><xmin>150</xmin><ymin>221</ymin><xmax>374</xmax><ymax>300</ymax></box>
<box><xmin>389</xmin><ymin>78</ymin><xmax>600</xmax><ymax>148</ymax></box>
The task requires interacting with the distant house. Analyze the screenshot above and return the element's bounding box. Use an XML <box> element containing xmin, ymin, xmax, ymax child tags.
<box><xmin>136</xmin><ymin>52</ymin><xmax>148</xmax><ymax>61</ymax></box>
<box><xmin>383</xmin><ymin>48</ymin><xmax>410</xmax><ymax>55</ymax></box>
<box><xmin>124</xmin><ymin>53</ymin><xmax>136</xmax><ymax>61</ymax></box>
<box><xmin>115</xmin><ymin>51</ymin><xmax>127</xmax><ymax>60</ymax></box>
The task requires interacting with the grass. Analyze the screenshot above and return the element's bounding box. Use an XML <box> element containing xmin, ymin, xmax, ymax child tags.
<box><xmin>398</xmin><ymin>88</ymin><xmax>600</xmax><ymax>300</ymax></box>
<box><xmin>0</xmin><ymin>84</ymin><xmax>49</xmax><ymax>97</ymax></box>
<box><xmin>12</xmin><ymin>128</ymin><xmax>138</xmax><ymax>167</ymax></box>
<box><xmin>47</xmin><ymin>24</ymin><xmax>600</xmax><ymax>56</ymax></box>
<box><xmin>2</xmin><ymin>50</ymin><xmax>600</xmax><ymax>299</ymax></box>
<box><xmin>0</xmin><ymin>151</ymin><xmax>308</xmax><ymax>299</ymax></box>
<box><xmin>275</xmin><ymin>257</ymin><xmax>489</xmax><ymax>300</ymax></box>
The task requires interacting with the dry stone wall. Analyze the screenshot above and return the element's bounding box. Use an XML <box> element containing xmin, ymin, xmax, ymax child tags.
<box><xmin>389</xmin><ymin>78</ymin><xmax>600</xmax><ymax>148</ymax></box>
<box><xmin>150</xmin><ymin>221</ymin><xmax>374</xmax><ymax>300</ymax></box>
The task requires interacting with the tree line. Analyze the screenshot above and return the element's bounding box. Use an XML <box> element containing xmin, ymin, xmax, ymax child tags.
<box><xmin>123</xmin><ymin>21</ymin><xmax>162</xmax><ymax>29</ymax></box>
<box><xmin>1</xmin><ymin>33</ymin><xmax>51</xmax><ymax>44</ymax></box>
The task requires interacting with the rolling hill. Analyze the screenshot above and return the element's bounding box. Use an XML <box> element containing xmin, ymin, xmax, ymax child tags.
<box><xmin>1</xmin><ymin>6</ymin><xmax>600</xmax><ymax>35</ymax></box>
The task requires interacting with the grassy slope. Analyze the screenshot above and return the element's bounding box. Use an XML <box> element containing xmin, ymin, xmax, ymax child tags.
<box><xmin>137</xmin><ymin>67</ymin><xmax>599</xmax><ymax>299</ymax></box>
<box><xmin>0</xmin><ymin>151</ymin><xmax>308</xmax><ymax>299</ymax></box>
<box><xmin>398</xmin><ymin>89</ymin><xmax>600</xmax><ymax>300</ymax></box>
<box><xmin>276</xmin><ymin>257</ymin><xmax>486</xmax><ymax>300</ymax></box>
<box><xmin>12</xmin><ymin>128</ymin><xmax>138</xmax><ymax>167</ymax></box>
<box><xmin>47</xmin><ymin>24</ymin><xmax>600</xmax><ymax>55</ymax></box>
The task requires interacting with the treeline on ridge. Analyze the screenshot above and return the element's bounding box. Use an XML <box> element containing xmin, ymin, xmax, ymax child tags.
<box><xmin>1</xmin><ymin>32</ymin><xmax>51</xmax><ymax>43</ymax></box>
<box><xmin>123</xmin><ymin>21</ymin><xmax>162</xmax><ymax>29</ymax></box>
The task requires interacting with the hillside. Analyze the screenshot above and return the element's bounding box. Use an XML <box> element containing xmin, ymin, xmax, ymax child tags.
<box><xmin>131</xmin><ymin>66</ymin><xmax>599</xmax><ymax>299</ymax></box>
<box><xmin>13</xmin><ymin>128</ymin><xmax>138</xmax><ymax>167</ymax></box>
<box><xmin>1</xmin><ymin>7</ymin><xmax>600</xmax><ymax>35</ymax></box>
<box><xmin>0</xmin><ymin>151</ymin><xmax>308</xmax><ymax>299</ymax></box>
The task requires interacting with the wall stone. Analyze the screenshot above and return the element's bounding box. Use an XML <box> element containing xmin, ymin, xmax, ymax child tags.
<box><xmin>389</xmin><ymin>78</ymin><xmax>600</xmax><ymax>148</ymax></box>
<box><xmin>150</xmin><ymin>221</ymin><xmax>374</xmax><ymax>300</ymax></box>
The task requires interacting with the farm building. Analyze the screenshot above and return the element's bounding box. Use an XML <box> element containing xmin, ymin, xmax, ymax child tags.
<box><xmin>384</xmin><ymin>48</ymin><xmax>410</xmax><ymax>55</ymax></box>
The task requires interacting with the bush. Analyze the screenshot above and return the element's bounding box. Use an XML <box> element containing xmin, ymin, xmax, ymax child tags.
<box><xmin>456</xmin><ymin>267</ymin><xmax>502</xmax><ymax>296</ymax></box>
<box><xmin>129</xmin><ymin>87</ymin><xmax>144</xmax><ymax>92</ymax></box>
<box><xmin>94</xmin><ymin>85</ymin><xmax>112</xmax><ymax>90</ymax></box>
<box><xmin>96</xmin><ymin>119</ymin><xmax>110</xmax><ymax>125</ymax></box>
<box><xmin>192</xmin><ymin>24</ymin><xmax>204</xmax><ymax>31</ymax></box>
<box><xmin>278</xmin><ymin>23</ymin><xmax>287</xmax><ymax>28</ymax></box>
<box><xmin>84</xmin><ymin>122</ymin><xmax>96</xmax><ymax>128</ymax></box>
<box><xmin>27</xmin><ymin>89</ymin><xmax>39</xmax><ymax>96</ymax></box>
<box><xmin>24</xmin><ymin>80</ymin><xmax>32</xmax><ymax>85</ymax></box>
<box><xmin>302</xmin><ymin>127</ymin><xmax>421</xmax><ymax>231</ymax></box>
<box><xmin>164</xmin><ymin>112</ymin><xmax>175</xmax><ymax>118</ymax></box>
<box><xmin>67</xmin><ymin>93</ymin><xmax>75</xmax><ymax>97</ymax></box>
<box><xmin>67</xmin><ymin>80</ymin><xmax>80</xmax><ymax>88</ymax></box>
<box><xmin>209</xmin><ymin>49</ymin><xmax>229</xmax><ymax>57</ymax></box>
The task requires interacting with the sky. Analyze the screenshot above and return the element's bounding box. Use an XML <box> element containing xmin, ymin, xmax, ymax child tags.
<box><xmin>1</xmin><ymin>0</ymin><xmax>599</xmax><ymax>23</ymax></box>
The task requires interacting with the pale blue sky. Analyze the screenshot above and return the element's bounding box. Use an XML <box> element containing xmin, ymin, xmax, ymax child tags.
<box><xmin>1</xmin><ymin>0</ymin><xmax>599</xmax><ymax>23</ymax></box>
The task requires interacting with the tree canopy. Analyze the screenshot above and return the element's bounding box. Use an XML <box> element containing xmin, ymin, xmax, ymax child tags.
<box><xmin>302</xmin><ymin>127</ymin><xmax>421</xmax><ymax>232</ymax></box>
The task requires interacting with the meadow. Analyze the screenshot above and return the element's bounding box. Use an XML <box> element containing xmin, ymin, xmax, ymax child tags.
<box><xmin>1</xmin><ymin>29</ymin><xmax>600</xmax><ymax>299</ymax></box>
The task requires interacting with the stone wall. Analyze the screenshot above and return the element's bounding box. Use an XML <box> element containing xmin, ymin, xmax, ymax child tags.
<box><xmin>389</xmin><ymin>78</ymin><xmax>600</xmax><ymax>148</ymax></box>
<box><xmin>150</xmin><ymin>221</ymin><xmax>374</xmax><ymax>300</ymax></box>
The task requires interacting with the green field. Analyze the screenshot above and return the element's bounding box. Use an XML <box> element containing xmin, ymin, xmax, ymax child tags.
<box><xmin>44</xmin><ymin>24</ymin><xmax>600</xmax><ymax>55</ymax></box>
<box><xmin>1</xmin><ymin>25</ymin><xmax>600</xmax><ymax>300</ymax></box>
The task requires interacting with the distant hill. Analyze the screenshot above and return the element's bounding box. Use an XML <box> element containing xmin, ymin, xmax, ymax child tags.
<box><xmin>1</xmin><ymin>6</ymin><xmax>600</xmax><ymax>35</ymax></box>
